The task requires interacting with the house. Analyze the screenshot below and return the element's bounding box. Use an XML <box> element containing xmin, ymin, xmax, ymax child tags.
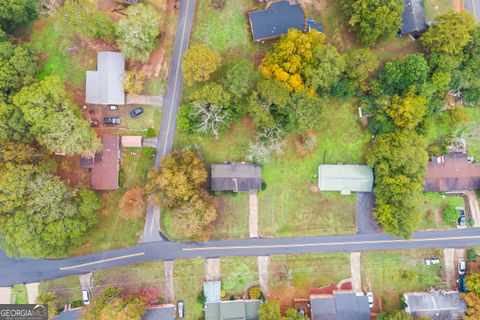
<box><xmin>403</xmin><ymin>291</ymin><xmax>466</xmax><ymax>319</ymax></box>
<box><xmin>424</xmin><ymin>153</ymin><xmax>480</xmax><ymax>192</ymax></box>
<box><xmin>86</xmin><ymin>51</ymin><xmax>125</xmax><ymax>105</ymax></box>
<box><xmin>248</xmin><ymin>1</ymin><xmax>306</xmax><ymax>42</ymax></box>
<box><xmin>203</xmin><ymin>281</ymin><xmax>222</xmax><ymax>303</ymax></box>
<box><xmin>142</xmin><ymin>304</ymin><xmax>176</xmax><ymax>320</ymax></box>
<box><xmin>85</xmin><ymin>134</ymin><xmax>120</xmax><ymax>190</ymax></box>
<box><xmin>400</xmin><ymin>0</ymin><xmax>428</xmax><ymax>37</ymax></box>
<box><xmin>318</xmin><ymin>165</ymin><xmax>374</xmax><ymax>195</ymax></box>
<box><xmin>211</xmin><ymin>164</ymin><xmax>262</xmax><ymax>192</ymax></box>
<box><xmin>204</xmin><ymin>300</ymin><xmax>261</xmax><ymax>320</ymax></box>
<box><xmin>310</xmin><ymin>291</ymin><xmax>371</xmax><ymax>320</ymax></box>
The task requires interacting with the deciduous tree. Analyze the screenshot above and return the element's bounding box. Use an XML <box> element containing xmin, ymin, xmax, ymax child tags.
<box><xmin>386</xmin><ymin>87</ymin><xmax>427</xmax><ymax>129</ymax></box>
<box><xmin>0</xmin><ymin>0</ymin><xmax>38</xmax><ymax>32</ymax></box>
<box><xmin>224</xmin><ymin>59</ymin><xmax>259</xmax><ymax>106</ymax></box>
<box><xmin>466</xmin><ymin>273</ymin><xmax>480</xmax><ymax>295</ymax></box>
<box><xmin>258</xmin><ymin>300</ymin><xmax>282</xmax><ymax>320</ymax></box>
<box><xmin>116</xmin><ymin>4</ymin><xmax>161</xmax><ymax>62</ymax></box>
<box><xmin>62</xmin><ymin>0</ymin><xmax>115</xmax><ymax>40</ymax></box>
<box><xmin>305</xmin><ymin>44</ymin><xmax>345</xmax><ymax>92</ymax></box>
<box><xmin>182</xmin><ymin>44</ymin><xmax>221</xmax><ymax>84</ymax></box>
<box><xmin>463</xmin><ymin>292</ymin><xmax>480</xmax><ymax>319</ymax></box>
<box><xmin>37</xmin><ymin>291</ymin><xmax>58</xmax><ymax>319</ymax></box>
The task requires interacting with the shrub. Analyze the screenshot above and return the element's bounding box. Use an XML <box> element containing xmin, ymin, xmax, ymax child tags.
<box><xmin>197</xmin><ymin>292</ymin><xmax>206</xmax><ymax>305</ymax></box>
<box><xmin>71</xmin><ymin>300</ymin><xmax>83</xmax><ymax>308</ymax></box>
<box><xmin>467</xmin><ymin>248</ymin><xmax>478</xmax><ymax>262</ymax></box>
<box><xmin>248</xmin><ymin>286</ymin><xmax>262</xmax><ymax>300</ymax></box>
<box><xmin>142</xmin><ymin>148</ymin><xmax>155</xmax><ymax>158</ymax></box>
<box><xmin>118</xmin><ymin>168</ymin><xmax>125</xmax><ymax>188</ymax></box>
<box><xmin>123</xmin><ymin>70</ymin><xmax>146</xmax><ymax>95</ymax></box>
<box><xmin>261</xmin><ymin>181</ymin><xmax>267</xmax><ymax>191</ymax></box>
<box><xmin>442</xmin><ymin>204</ymin><xmax>459</xmax><ymax>224</ymax></box>
<box><xmin>145</xmin><ymin>127</ymin><xmax>156</xmax><ymax>138</ymax></box>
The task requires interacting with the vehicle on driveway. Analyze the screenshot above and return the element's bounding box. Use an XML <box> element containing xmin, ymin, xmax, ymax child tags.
<box><xmin>367</xmin><ymin>292</ymin><xmax>374</xmax><ymax>308</ymax></box>
<box><xmin>109</xmin><ymin>105</ymin><xmax>119</xmax><ymax>111</ymax></box>
<box><xmin>457</xmin><ymin>208</ymin><xmax>467</xmax><ymax>228</ymax></box>
<box><xmin>82</xmin><ymin>289</ymin><xmax>91</xmax><ymax>305</ymax></box>
<box><xmin>425</xmin><ymin>257</ymin><xmax>441</xmax><ymax>265</ymax></box>
<box><xmin>458</xmin><ymin>259</ymin><xmax>466</xmax><ymax>275</ymax></box>
<box><xmin>104</xmin><ymin>117</ymin><xmax>121</xmax><ymax>125</ymax></box>
<box><xmin>130</xmin><ymin>107</ymin><xmax>144</xmax><ymax>118</ymax></box>
<box><xmin>177</xmin><ymin>300</ymin><xmax>184</xmax><ymax>318</ymax></box>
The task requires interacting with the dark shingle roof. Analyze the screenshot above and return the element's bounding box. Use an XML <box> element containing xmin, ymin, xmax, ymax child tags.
<box><xmin>248</xmin><ymin>1</ymin><xmax>305</xmax><ymax>41</ymax></box>
<box><xmin>142</xmin><ymin>305</ymin><xmax>176</xmax><ymax>320</ymax></box>
<box><xmin>211</xmin><ymin>164</ymin><xmax>262</xmax><ymax>192</ymax></box>
<box><xmin>311</xmin><ymin>292</ymin><xmax>370</xmax><ymax>320</ymax></box>
<box><xmin>424</xmin><ymin>153</ymin><xmax>480</xmax><ymax>192</ymax></box>
<box><xmin>401</xmin><ymin>0</ymin><xmax>428</xmax><ymax>35</ymax></box>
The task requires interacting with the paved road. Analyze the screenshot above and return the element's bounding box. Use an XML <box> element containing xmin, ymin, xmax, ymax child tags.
<box><xmin>142</xmin><ymin>0</ymin><xmax>197</xmax><ymax>242</ymax></box>
<box><xmin>465</xmin><ymin>0</ymin><xmax>480</xmax><ymax>21</ymax></box>
<box><xmin>2</xmin><ymin>228</ymin><xmax>480</xmax><ymax>286</ymax></box>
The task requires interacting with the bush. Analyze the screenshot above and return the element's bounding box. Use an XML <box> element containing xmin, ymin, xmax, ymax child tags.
<box><xmin>442</xmin><ymin>204</ymin><xmax>459</xmax><ymax>224</ymax></box>
<box><xmin>103</xmin><ymin>287</ymin><xmax>123</xmax><ymax>299</ymax></box>
<box><xmin>248</xmin><ymin>286</ymin><xmax>262</xmax><ymax>300</ymax></box>
<box><xmin>145</xmin><ymin>127</ymin><xmax>156</xmax><ymax>138</ymax></box>
<box><xmin>197</xmin><ymin>292</ymin><xmax>206</xmax><ymax>305</ymax></box>
<box><xmin>71</xmin><ymin>300</ymin><xmax>83</xmax><ymax>308</ymax></box>
<box><xmin>123</xmin><ymin>70</ymin><xmax>146</xmax><ymax>95</ymax></box>
<box><xmin>142</xmin><ymin>147</ymin><xmax>155</xmax><ymax>158</ymax></box>
<box><xmin>118</xmin><ymin>168</ymin><xmax>125</xmax><ymax>188</ymax></box>
<box><xmin>401</xmin><ymin>270</ymin><xmax>418</xmax><ymax>282</ymax></box>
<box><xmin>467</xmin><ymin>248</ymin><xmax>478</xmax><ymax>262</ymax></box>
<box><xmin>231</xmin><ymin>192</ymin><xmax>238</xmax><ymax>197</ymax></box>
<box><xmin>261</xmin><ymin>181</ymin><xmax>267</xmax><ymax>191</ymax></box>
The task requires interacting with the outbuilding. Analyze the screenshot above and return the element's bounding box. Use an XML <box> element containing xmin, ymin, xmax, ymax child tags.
<box><xmin>211</xmin><ymin>163</ymin><xmax>262</xmax><ymax>192</ymax></box>
<box><xmin>318</xmin><ymin>165</ymin><xmax>374</xmax><ymax>195</ymax></box>
<box><xmin>86</xmin><ymin>51</ymin><xmax>125</xmax><ymax>105</ymax></box>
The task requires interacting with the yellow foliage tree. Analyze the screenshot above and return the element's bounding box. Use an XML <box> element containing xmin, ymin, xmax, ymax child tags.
<box><xmin>386</xmin><ymin>87</ymin><xmax>427</xmax><ymax>129</ymax></box>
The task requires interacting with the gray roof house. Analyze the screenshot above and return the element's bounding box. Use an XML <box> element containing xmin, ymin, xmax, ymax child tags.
<box><xmin>211</xmin><ymin>164</ymin><xmax>262</xmax><ymax>192</ymax></box>
<box><xmin>248</xmin><ymin>1</ymin><xmax>306</xmax><ymax>42</ymax></box>
<box><xmin>310</xmin><ymin>292</ymin><xmax>371</xmax><ymax>320</ymax></box>
<box><xmin>318</xmin><ymin>165</ymin><xmax>374</xmax><ymax>195</ymax></box>
<box><xmin>86</xmin><ymin>51</ymin><xmax>125</xmax><ymax>105</ymax></box>
<box><xmin>205</xmin><ymin>300</ymin><xmax>261</xmax><ymax>320</ymax></box>
<box><xmin>142</xmin><ymin>305</ymin><xmax>176</xmax><ymax>320</ymax></box>
<box><xmin>400</xmin><ymin>0</ymin><xmax>428</xmax><ymax>36</ymax></box>
<box><xmin>403</xmin><ymin>291</ymin><xmax>466</xmax><ymax>319</ymax></box>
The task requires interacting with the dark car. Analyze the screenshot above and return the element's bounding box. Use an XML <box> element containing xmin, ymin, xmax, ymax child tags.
<box><xmin>130</xmin><ymin>107</ymin><xmax>144</xmax><ymax>118</ymax></box>
<box><xmin>104</xmin><ymin>117</ymin><xmax>121</xmax><ymax>125</ymax></box>
<box><xmin>177</xmin><ymin>300</ymin><xmax>184</xmax><ymax>318</ymax></box>
<box><xmin>457</xmin><ymin>208</ymin><xmax>467</xmax><ymax>228</ymax></box>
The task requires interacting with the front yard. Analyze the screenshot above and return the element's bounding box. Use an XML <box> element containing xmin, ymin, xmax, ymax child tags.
<box><xmin>419</xmin><ymin>193</ymin><xmax>466</xmax><ymax>230</ymax></box>
<box><xmin>173</xmin><ymin>259</ymin><xmax>205</xmax><ymax>320</ymax></box>
<box><xmin>39</xmin><ymin>275</ymin><xmax>82</xmax><ymax>307</ymax></box>
<box><xmin>221</xmin><ymin>257</ymin><xmax>259</xmax><ymax>298</ymax></box>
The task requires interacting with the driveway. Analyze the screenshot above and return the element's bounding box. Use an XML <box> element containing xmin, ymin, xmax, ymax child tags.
<box><xmin>465</xmin><ymin>0</ymin><xmax>480</xmax><ymax>21</ymax></box>
<box><xmin>356</xmin><ymin>192</ymin><xmax>379</xmax><ymax>234</ymax></box>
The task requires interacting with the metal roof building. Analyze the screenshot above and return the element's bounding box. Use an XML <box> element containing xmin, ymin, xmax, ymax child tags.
<box><xmin>400</xmin><ymin>0</ymin><xmax>428</xmax><ymax>36</ymax></box>
<box><xmin>203</xmin><ymin>281</ymin><xmax>221</xmax><ymax>303</ymax></box>
<box><xmin>142</xmin><ymin>305</ymin><xmax>176</xmax><ymax>320</ymax></box>
<box><xmin>318</xmin><ymin>165</ymin><xmax>374</xmax><ymax>195</ymax></box>
<box><xmin>310</xmin><ymin>292</ymin><xmax>371</xmax><ymax>320</ymax></box>
<box><xmin>248</xmin><ymin>1</ymin><xmax>305</xmax><ymax>42</ymax></box>
<box><xmin>86</xmin><ymin>51</ymin><xmax>125</xmax><ymax>105</ymax></box>
<box><xmin>403</xmin><ymin>291</ymin><xmax>466</xmax><ymax>320</ymax></box>
<box><xmin>204</xmin><ymin>300</ymin><xmax>261</xmax><ymax>320</ymax></box>
<box><xmin>211</xmin><ymin>164</ymin><xmax>262</xmax><ymax>192</ymax></box>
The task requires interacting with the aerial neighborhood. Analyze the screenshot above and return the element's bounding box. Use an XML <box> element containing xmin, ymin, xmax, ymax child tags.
<box><xmin>2</xmin><ymin>0</ymin><xmax>480</xmax><ymax>319</ymax></box>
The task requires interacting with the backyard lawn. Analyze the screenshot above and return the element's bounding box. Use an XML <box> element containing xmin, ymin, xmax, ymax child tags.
<box><xmin>419</xmin><ymin>193</ymin><xmax>465</xmax><ymax>230</ymax></box>
<box><xmin>173</xmin><ymin>259</ymin><xmax>205</xmax><ymax>320</ymax></box>
<box><xmin>362</xmin><ymin>249</ymin><xmax>446</xmax><ymax>311</ymax></box>
<box><xmin>11</xmin><ymin>284</ymin><xmax>28</xmax><ymax>304</ymax></box>
<box><xmin>39</xmin><ymin>275</ymin><xmax>82</xmax><ymax>307</ymax></box>
<box><xmin>221</xmin><ymin>257</ymin><xmax>259</xmax><ymax>298</ymax></box>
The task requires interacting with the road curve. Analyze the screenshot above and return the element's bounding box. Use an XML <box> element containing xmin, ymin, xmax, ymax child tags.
<box><xmin>2</xmin><ymin>228</ymin><xmax>479</xmax><ymax>286</ymax></box>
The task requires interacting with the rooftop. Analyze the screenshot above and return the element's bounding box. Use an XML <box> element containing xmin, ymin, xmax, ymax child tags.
<box><xmin>204</xmin><ymin>281</ymin><xmax>221</xmax><ymax>303</ymax></box>
<box><xmin>86</xmin><ymin>51</ymin><xmax>125</xmax><ymax>105</ymax></box>
<box><xmin>310</xmin><ymin>291</ymin><xmax>370</xmax><ymax>320</ymax></box>
<box><xmin>142</xmin><ymin>305</ymin><xmax>176</xmax><ymax>320</ymax></box>
<box><xmin>248</xmin><ymin>1</ymin><xmax>305</xmax><ymax>41</ymax></box>
<box><xmin>424</xmin><ymin>153</ymin><xmax>480</xmax><ymax>192</ymax></box>
<box><xmin>205</xmin><ymin>300</ymin><xmax>261</xmax><ymax>320</ymax></box>
<box><xmin>211</xmin><ymin>163</ymin><xmax>262</xmax><ymax>192</ymax></box>
<box><xmin>318</xmin><ymin>165</ymin><xmax>374</xmax><ymax>195</ymax></box>
<box><xmin>401</xmin><ymin>0</ymin><xmax>427</xmax><ymax>35</ymax></box>
<box><xmin>403</xmin><ymin>291</ymin><xmax>466</xmax><ymax>320</ymax></box>
<box><xmin>91</xmin><ymin>134</ymin><xmax>120</xmax><ymax>190</ymax></box>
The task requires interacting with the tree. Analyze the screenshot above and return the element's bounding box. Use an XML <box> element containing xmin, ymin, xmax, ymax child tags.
<box><xmin>182</xmin><ymin>44</ymin><xmax>221</xmax><ymax>84</ymax></box>
<box><xmin>258</xmin><ymin>300</ymin><xmax>282</xmax><ymax>320</ymax></box>
<box><xmin>421</xmin><ymin>12</ymin><xmax>477</xmax><ymax>55</ymax></box>
<box><xmin>12</xmin><ymin>76</ymin><xmax>100</xmax><ymax>155</ymax></box>
<box><xmin>0</xmin><ymin>0</ymin><xmax>38</xmax><ymax>32</ymax></box>
<box><xmin>147</xmin><ymin>151</ymin><xmax>208</xmax><ymax>208</ymax></box>
<box><xmin>0</xmin><ymin>103</ymin><xmax>31</xmax><ymax>142</ymax></box>
<box><xmin>116</xmin><ymin>4</ymin><xmax>161</xmax><ymax>62</ymax></box>
<box><xmin>442</xmin><ymin>204</ymin><xmax>460</xmax><ymax>224</ymax></box>
<box><xmin>224</xmin><ymin>59</ymin><xmax>259</xmax><ymax>106</ymax></box>
<box><xmin>189</xmin><ymin>82</ymin><xmax>231</xmax><ymax>108</ymax></box>
<box><xmin>259</xmin><ymin>29</ymin><xmax>326</xmax><ymax>92</ymax></box>
<box><xmin>343</xmin><ymin>0</ymin><xmax>403</xmax><ymax>46</ymax></box>
<box><xmin>61</xmin><ymin>0</ymin><xmax>115</xmax><ymax>40</ymax></box>
<box><xmin>189</xmin><ymin>101</ymin><xmax>231</xmax><ymax>137</ymax></box>
<box><xmin>377</xmin><ymin>310</ymin><xmax>413</xmax><ymax>320</ymax></box>
<box><xmin>122</xmin><ymin>70</ymin><xmax>146</xmax><ymax>95</ymax></box>
<box><xmin>386</xmin><ymin>87</ymin><xmax>427</xmax><ymax>130</ymax></box>
<box><xmin>288</xmin><ymin>91</ymin><xmax>325</xmax><ymax>131</ymax></box>
<box><xmin>37</xmin><ymin>291</ymin><xmax>58</xmax><ymax>319</ymax></box>
<box><xmin>81</xmin><ymin>293</ymin><xmax>146</xmax><ymax>320</ymax></box>
<box><xmin>345</xmin><ymin>48</ymin><xmax>379</xmax><ymax>83</ymax></box>
<box><xmin>284</xmin><ymin>307</ymin><xmax>309</xmax><ymax>320</ymax></box>
<box><xmin>305</xmin><ymin>44</ymin><xmax>345</xmax><ymax>92</ymax></box>
<box><xmin>174</xmin><ymin>190</ymin><xmax>217</xmax><ymax>239</ymax></box>
<box><xmin>367</xmin><ymin>131</ymin><xmax>428</xmax><ymax>238</ymax></box>
<box><xmin>463</xmin><ymin>292</ymin><xmax>480</xmax><ymax>319</ymax></box>
<box><xmin>466</xmin><ymin>273</ymin><xmax>480</xmax><ymax>295</ymax></box>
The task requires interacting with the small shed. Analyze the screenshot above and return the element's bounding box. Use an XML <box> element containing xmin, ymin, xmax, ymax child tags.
<box><xmin>318</xmin><ymin>165</ymin><xmax>374</xmax><ymax>195</ymax></box>
<box><xmin>211</xmin><ymin>164</ymin><xmax>262</xmax><ymax>192</ymax></box>
<box><xmin>204</xmin><ymin>300</ymin><xmax>261</xmax><ymax>320</ymax></box>
<box><xmin>121</xmin><ymin>136</ymin><xmax>143</xmax><ymax>148</ymax></box>
<box><xmin>86</xmin><ymin>51</ymin><xmax>125</xmax><ymax>105</ymax></box>
<box><xmin>203</xmin><ymin>281</ymin><xmax>221</xmax><ymax>303</ymax></box>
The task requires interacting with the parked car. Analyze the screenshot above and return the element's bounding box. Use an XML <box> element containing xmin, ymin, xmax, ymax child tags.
<box><xmin>457</xmin><ymin>208</ymin><xmax>467</xmax><ymax>228</ymax></box>
<box><xmin>459</xmin><ymin>274</ymin><xmax>468</xmax><ymax>293</ymax></box>
<box><xmin>130</xmin><ymin>107</ymin><xmax>144</xmax><ymax>118</ymax></box>
<box><xmin>458</xmin><ymin>259</ymin><xmax>466</xmax><ymax>275</ymax></box>
<box><xmin>177</xmin><ymin>300</ymin><xmax>184</xmax><ymax>318</ymax></box>
<box><xmin>82</xmin><ymin>289</ymin><xmax>91</xmax><ymax>305</ymax></box>
<box><xmin>367</xmin><ymin>292</ymin><xmax>374</xmax><ymax>308</ymax></box>
<box><xmin>425</xmin><ymin>257</ymin><xmax>441</xmax><ymax>265</ymax></box>
<box><xmin>109</xmin><ymin>105</ymin><xmax>118</xmax><ymax>111</ymax></box>
<box><xmin>104</xmin><ymin>117</ymin><xmax>121</xmax><ymax>125</ymax></box>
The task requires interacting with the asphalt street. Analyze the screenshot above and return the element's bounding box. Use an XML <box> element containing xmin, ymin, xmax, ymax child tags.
<box><xmin>465</xmin><ymin>0</ymin><xmax>480</xmax><ymax>22</ymax></box>
<box><xmin>142</xmin><ymin>0</ymin><xmax>197</xmax><ymax>242</ymax></box>
<box><xmin>2</xmin><ymin>228</ymin><xmax>480</xmax><ymax>286</ymax></box>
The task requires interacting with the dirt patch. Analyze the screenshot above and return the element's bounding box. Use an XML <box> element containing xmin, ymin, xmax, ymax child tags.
<box><xmin>56</xmin><ymin>155</ymin><xmax>90</xmax><ymax>188</ymax></box>
<box><xmin>298</xmin><ymin>0</ymin><xmax>328</xmax><ymax>13</ymax></box>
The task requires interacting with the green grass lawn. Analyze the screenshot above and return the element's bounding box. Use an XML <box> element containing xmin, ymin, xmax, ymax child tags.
<box><xmin>39</xmin><ymin>276</ymin><xmax>82</xmax><ymax>307</ymax></box>
<box><xmin>221</xmin><ymin>257</ymin><xmax>258</xmax><ymax>297</ymax></box>
<box><xmin>424</xmin><ymin>0</ymin><xmax>456</xmax><ymax>19</ymax></box>
<box><xmin>173</xmin><ymin>259</ymin><xmax>205</xmax><ymax>320</ymax></box>
<box><xmin>362</xmin><ymin>249</ymin><xmax>446</xmax><ymax>311</ymax></box>
<box><xmin>11</xmin><ymin>284</ymin><xmax>28</xmax><ymax>304</ymax></box>
<box><xmin>191</xmin><ymin>0</ymin><xmax>261</xmax><ymax>58</ymax></box>
<box><xmin>269</xmin><ymin>253</ymin><xmax>351</xmax><ymax>301</ymax></box>
<box><xmin>419</xmin><ymin>193</ymin><xmax>465</xmax><ymax>230</ymax></box>
<box><xmin>70</xmin><ymin>149</ymin><xmax>153</xmax><ymax>256</ymax></box>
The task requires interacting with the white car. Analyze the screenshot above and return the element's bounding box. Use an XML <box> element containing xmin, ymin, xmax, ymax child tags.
<box><xmin>458</xmin><ymin>259</ymin><xmax>466</xmax><ymax>275</ymax></box>
<box><xmin>367</xmin><ymin>292</ymin><xmax>374</xmax><ymax>308</ymax></box>
<box><xmin>82</xmin><ymin>289</ymin><xmax>90</xmax><ymax>305</ymax></box>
